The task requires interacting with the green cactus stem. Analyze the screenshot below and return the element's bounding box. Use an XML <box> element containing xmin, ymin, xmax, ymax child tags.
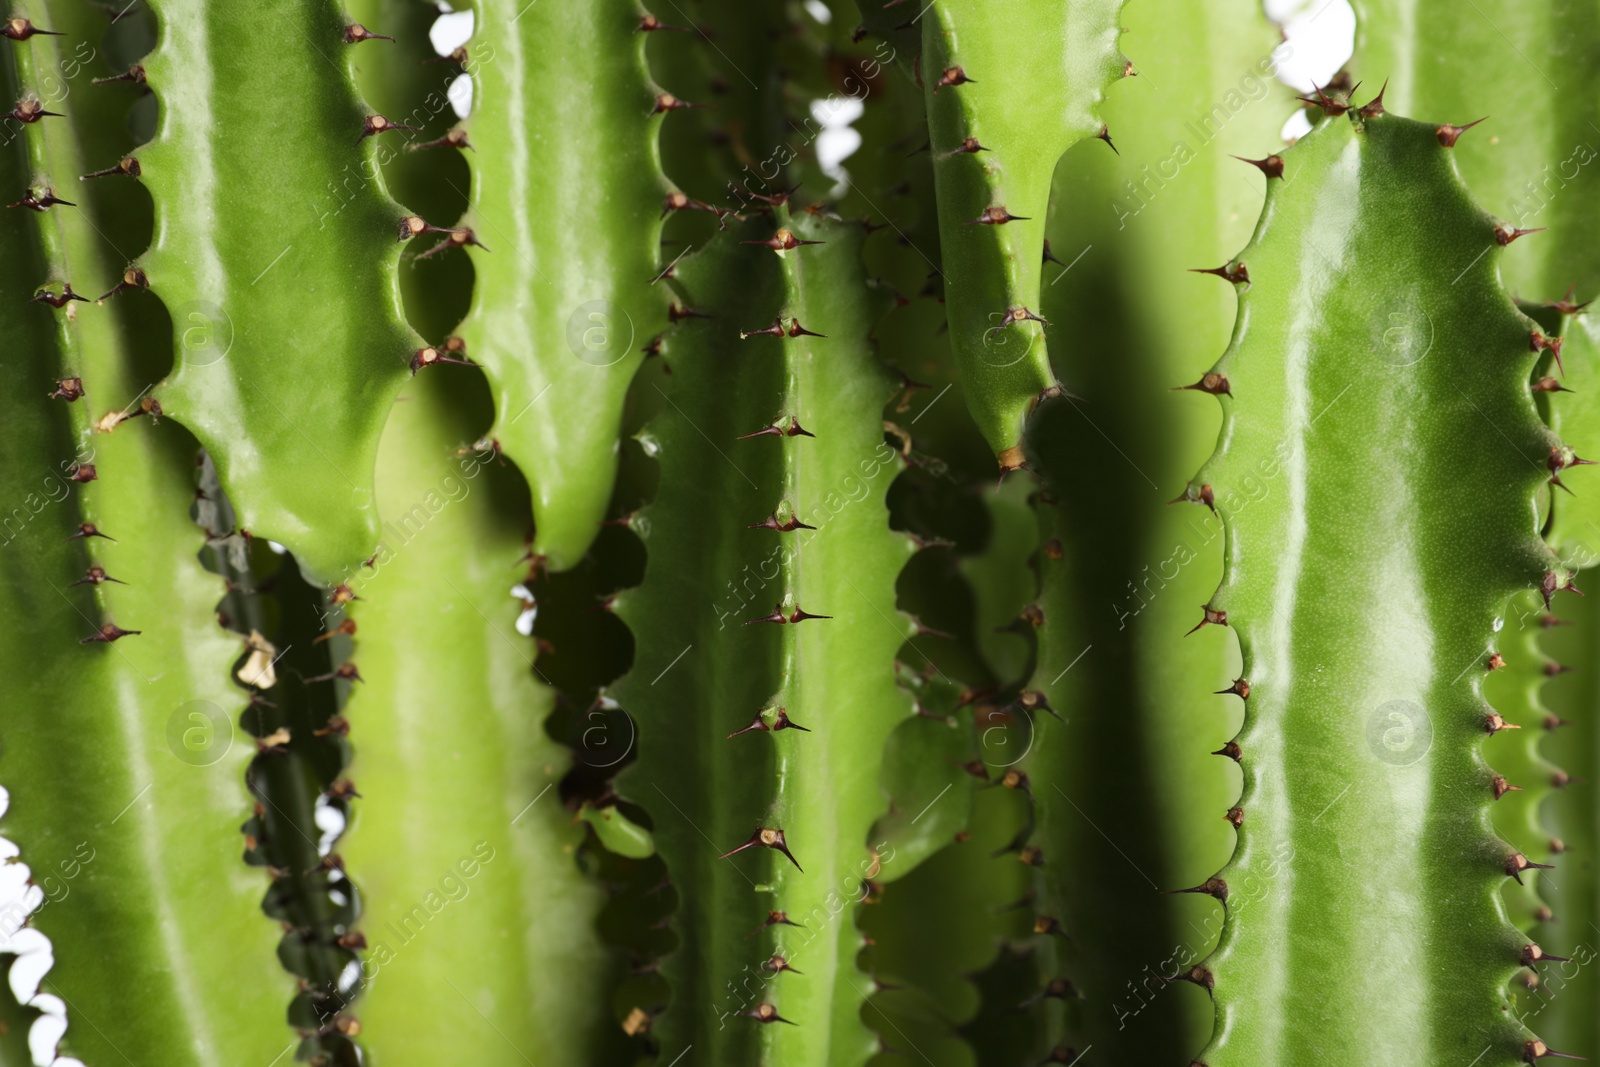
<box><xmin>1531</xmin><ymin>590</ymin><xmax>1600</xmax><ymax>1057</ymax></box>
<box><xmin>1533</xmin><ymin>283</ymin><xmax>1600</xmax><ymax>1056</ymax></box>
<box><xmin>1181</xmin><ymin>100</ymin><xmax>1579</xmax><ymax>1065</ymax></box>
<box><xmin>615</xmin><ymin>207</ymin><xmax>911</xmax><ymax>1065</ymax></box>
<box><xmin>333</xmin><ymin>371</ymin><xmax>625</xmax><ymax>1065</ymax></box>
<box><xmin>1013</xmin><ymin>0</ymin><xmax>1286</xmax><ymax>1055</ymax></box>
<box><xmin>1350</xmin><ymin>0</ymin><xmax>1600</xmax><ymax>301</ymax></box>
<box><xmin>459</xmin><ymin>0</ymin><xmax>674</xmax><ymax>571</ymax></box>
<box><xmin>0</xmin><ymin>7</ymin><xmax>288</xmax><ymax>1063</ymax></box>
<box><xmin>136</xmin><ymin>0</ymin><xmax>419</xmax><ymax>582</ymax></box>
<box><xmin>915</xmin><ymin>0</ymin><xmax>1129</xmax><ymax>469</ymax></box>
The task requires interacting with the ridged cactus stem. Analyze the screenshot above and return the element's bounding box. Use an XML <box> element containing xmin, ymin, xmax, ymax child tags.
<box><xmin>1537</xmin><ymin>281</ymin><xmax>1600</xmax><ymax>1054</ymax></box>
<box><xmin>1186</xmin><ymin>102</ymin><xmax>1579</xmax><ymax>1065</ymax></box>
<box><xmin>461</xmin><ymin>0</ymin><xmax>673</xmax><ymax>571</ymax></box>
<box><xmin>335</xmin><ymin>371</ymin><xmax>625</xmax><ymax>1065</ymax></box>
<box><xmin>1017</xmin><ymin>0</ymin><xmax>1285</xmax><ymax>1055</ymax></box>
<box><xmin>137</xmin><ymin>0</ymin><xmax>420</xmax><ymax>581</ymax></box>
<box><xmin>0</xmin><ymin>6</ymin><xmax>287</xmax><ymax>1063</ymax></box>
<box><xmin>916</xmin><ymin>0</ymin><xmax>1128</xmax><ymax>468</ymax></box>
<box><xmin>616</xmin><ymin>207</ymin><xmax>911</xmax><ymax>1065</ymax></box>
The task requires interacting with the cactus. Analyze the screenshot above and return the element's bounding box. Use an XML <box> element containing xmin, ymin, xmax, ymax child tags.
<box><xmin>1350</xmin><ymin>0</ymin><xmax>1600</xmax><ymax>301</ymax></box>
<box><xmin>903</xmin><ymin>0</ymin><xmax>1128</xmax><ymax>469</ymax></box>
<box><xmin>336</xmin><ymin>371</ymin><xmax>625</xmax><ymax>1065</ymax></box>
<box><xmin>13</xmin><ymin>3</ymin><xmax>1600</xmax><ymax>1065</ymax></box>
<box><xmin>457</xmin><ymin>0</ymin><xmax>672</xmax><ymax>571</ymax></box>
<box><xmin>1173</xmin><ymin>98</ymin><xmax>1579</xmax><ymax>1064</ymax></box>
<box><xmin>614</xmin><ymin>208</ymin><xmax>911</xmax><ymax>1064</ymax></box>
<box><xmin>1014</xmin><ymin>0</ymin><xmax>1287</xmax><ymax>1057</ymax></box>
<box><xmin>1534</xmin><ymin>287</ymin><xmax>1600</xmax><ymax>1056</ymax></box>
<box><xmin>0</xmin><ymin>6</ymin><xmax>286</xmax><ymax>1064</ymax></box>
<box><xmin>1349</xmin><ymin>5</ymin><xmax>1600</xmax><ymax>1048</ymax></box>
<box><xmin>136</xmin><ymin>0</ymin><xmax>419</xmax><ymax>581</ymax></box>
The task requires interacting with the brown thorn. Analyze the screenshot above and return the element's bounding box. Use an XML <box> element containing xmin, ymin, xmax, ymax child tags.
<box><xmin>1296</xmin><ymin>81</ymin><xmax>1351</xmax><ymax>117</ymax></box>
<box><xmin>66</xmin><ymin>523</ymin><xmax>113</xmax><ymax>542</ymax></box>
<box><xmin>1436</xmin><ymin>117</ymin><xmax>1486</xmax><ymax>147</ymax></box>
<box><xmin>91</xmin><ymin>65</ymin><xmax>146</xmax><ymax>86</ymax></box>
<box><xmin>933</xmin><ymin>66</ymin><xmax>974</xmax><ymax>92</ymax></box>
<box><xmin>81</xmin><ymin>622</ymin><xmax>140</xmax><ymax>644</ymax></box>
<box><xmin>410</xmin><ymin>346</ymin><xmax>476</xmax><ymax>375</ymax></box>
<box><xmin>357</xmin><ymin>114</ymin><xmax>421</xmax><ymax>143</ymax></box>
<box><xmin>1522</xmin><ymin>943</ymin><xmax>1572</xmax><ymax>967</ymax></box>
<box><xmin>1185</xmin><ymin>605</ymin><xmax>1227</xmax><ymax>636</ymax></box>
<box><xmin>1175</xmin><ymin>372</ymin><xmax>1232</xmax><ymax>397</ymax></box>
<box><xmin>742</xmin><ymin>228</ymin><xmax>823</xmax><ymax>252</ymax></box>
<box><xmin>964</xmin><ymin>205</ymin><xmax>1030</xmax><ymax>226</ymax></box>
<box><xmin>1097</xmin><ymin>124</ymin><xmax>1118</xmax><ymax>154</ymax></box>
<box><xmin>1495</xmin><ymin>222</ymin><xmax>1544</xmax><ymax>247</ymax></box>
<box><xmin>98</xmin><ymin>267</ymin><xmax>148</xmax><ymax>302</ymax></box>
<box><xmin>1161</xmin><ymin>966</ymin><xmax>1215</xmax><ymax>992</ymax></box>
<box><xmin>1525</xmin><ymin>1038</ymin><xmax>1586</xmax><ymax>1062</ymax></box>
<box><xmin>984</xmin><ymin>305</ymin><xmax>1049</xmax><ymax>343</ymax></box>
<box><xmin>651</xmin><ymin>92</ymin><xmax>706</xmax><ymax>114</ymax></box>
<box><xmin>49</xmin><ymin>377</ymin><xmax>84</xmax><ymax>401</ymax></box>
<box><xmin>408</xmin><ymin>128</ymin><xmax>473</xmax><ymax>152</ymax></box>
<box><xmin>9</xmin><ymin>99</ymin><xmax>62</xmax><ymax>123</ymax></box>
<box><xmin>7</xmin><ymin>188</ymin><xmax>74</xmax><ymax>211</ymax></box>
<box><xmin>1531</xmin><ymin>331</ymin><xmax>1566</xmax><ymax>377</ymax></box>
<box><xmin>741</xmin><ymin>1003</ymin><xmax>796</xmax><ymax>1025</ymax></box>
<box><xmin>720</xmin><ymin>826</ymin><xmax>803</xmax><ymax>871</ymax></box>
<box><xmin>1356</xmin><ymin>79</ymin><xmax>1387</xmax><ymax>120</ymax></box>
<box><xmin>1485</xmin><ymin>711</ymin><xmax>1520</xmax><ymax>734</ymax></box>
<box><xmin>939</xmin><ymin>136</ymin><xmax>988</xmax><ymax>160</ymax></box>
<box><xmin>2</xmin><ymin>18</ymin><xmax>64</xmax><ymax>40</ymax></box>
<box><xmin>1492</xmin><ymin>775</ymin><xmax>1522</xmax><ymax>800</ymax></box>
<box><xmin>32</xmin><ymin>282</ymin><xmax>88</xmax><ymax>307</ymax></box>
<box><xmin>306</xmin><ymin>662</ymin><xmax>363</xmax><ymax>685</ymax></box>
<box><xmin>1544</xmin><ymin>286</ymin><xmax>1593</xmax><ymax>317</ymax></box>
<box><xmin>747</xmin><ymin>513</ymin><xmax>816</xmax><ymax>532</ymax></box>
<box><xmin>1170</xmin><ymin>876</ymin><xmax>1228</xmax><ymax>901</ymax></box>
<box><xmin>342</xmin><ymin>23</ymin><xmax>394</xmax><ymax>43</ymax></box>
<box><xmin>748</xmin><ymin>911</ymin><xmax>803</xmax><ymax>937</ymax></box>
<box><xmin>81</xmin><ymin>156</ymin><xmax>141</xmax><ymax>180</ymax></box>
<box><xmin>1507</xmin><ymin>852</ymin><xmax>1556</xmax><ymax>884</ymax></box>
<box><xmin>1190</xmin><ymin>262</ymin><xmax>1249</xmax><ymax>285</ymax></box>
<box><xmin>68</xmin><ymin>566</ymin><xmax>126</xmax><ymax>588</ymax></box>
<box><xmin>1233</xmin><ymin>154</ymin><xmax>1284</xmax><ymax>179</ymax></box>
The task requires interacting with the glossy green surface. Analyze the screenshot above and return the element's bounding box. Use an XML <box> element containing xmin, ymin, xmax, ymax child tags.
<box><xmin>337</xmin><ymin>372</ymin><xmax>621</xmax><ymax>1065</ymax></box>
<box><xmin>1352</xmin><ymin>0</ymin><xmax>1600</xmax><ymax>303</ymax></box>
<box><xmin>1550</xmin><ymin>312</ymin><xmax>1600</xmax><ymax>561</ymax></box>
<box><xmin>1539</xmin><ymin>306</ymin><xmax>1600</xmax><ymax>1057</ymax></box>
<box><xmin>1019</xmin><ymin>0</ymin><xmax>1283</xmax><ymax>1055</ymax></box>
<box><xmin>616</xmin><ymin>210</ymin><xmax>911</xmax><ymax>1065</ymax></box>
<box><xmin>1535</xmin><ymin>591</ymin><xmax>1600</xmax><ymax>1058</ymax></box>
<box><xmin>140</xmin><ymin>0</ymin><xmax>417</xmax><ymax>582</ymax></box>
<box><xmin>1191</xmin><ymin>111</ymin><xmax>1564</xmax><ymax>1065</ymax></box>
<box><xmin>461</xmin><ymin>0</ymin><xmax>671</xmax><ymax>571</ymax></box>
<box><xmin>0</xmin><ymin>9</ymin><xmax>288</xmax><ymax>1063</ymax></box>
<box><xmin>1483</xmin><ymin>588</ymin><xmax>1568</xmax><ymax>1030</ymax></box>
<box><xmin>919</xmin><ymin>0</ymin><xmax>1127</xmax><ymax>464</ymax></box>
